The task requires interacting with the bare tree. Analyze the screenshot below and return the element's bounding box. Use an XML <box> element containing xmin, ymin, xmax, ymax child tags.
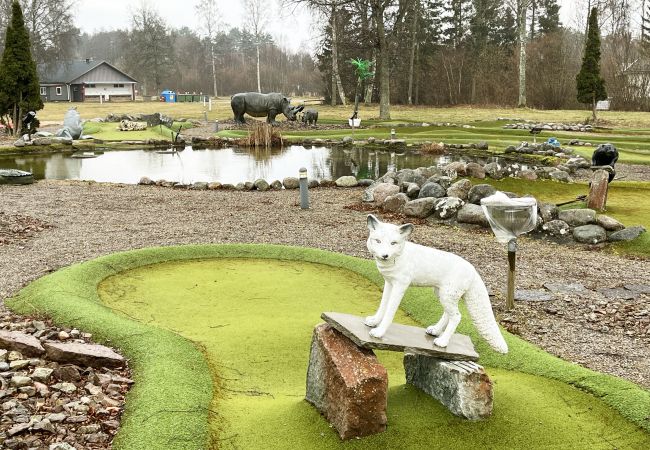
<box><xmin>244</xmin><ymin>0</ymin><xmax>269</xmax><ymax>93</ymax></box>
<box><xmin>195</xmin><ymin>0</ymin><xmax>221</xmax><ymax>97</ymax></box>
<box><xmin>506</xmin><ymin>0</ymin><xmax>532</xmax><ymax>107</ymax></box>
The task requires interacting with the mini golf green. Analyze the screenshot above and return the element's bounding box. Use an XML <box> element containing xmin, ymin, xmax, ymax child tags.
<box><xmin>7</xmin><ymin>245</ymin><xmax>650</xmax><ymax>450</ymax></box>
<box><xmin>98</xmin><ymin>258</ymin><xmax>648</xmax><ymax>449</ymax></box>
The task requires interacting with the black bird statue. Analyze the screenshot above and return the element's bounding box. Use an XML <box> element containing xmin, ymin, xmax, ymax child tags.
<box><xmin>529</xmin><ymin>126</ymin><xmax>543</xmax><ymax>144</ymax></box>
<box><xmin>591</xmin><ymin>143</ymin><xmax>618</xmax><ymax>183</ymax></box>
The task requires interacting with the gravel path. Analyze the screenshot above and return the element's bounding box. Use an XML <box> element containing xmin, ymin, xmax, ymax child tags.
<box><xmin>1</xmin><ymin>181</ymin><xmax>649</xmax><ymax>389</ymax></box>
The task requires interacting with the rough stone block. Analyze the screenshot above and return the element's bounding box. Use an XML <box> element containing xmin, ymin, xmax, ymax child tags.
<box><xmin>306</xmin><ymin>323</ymin><xmax>388</xmax><ymax>440</ymax></box>
<box><xmin>404</xmin><ymin>352</ymin><xmax>493</xmax><ymax>420</ymax></box>
<box><xmin>0</xmin><ymin>330</ymin><xmax>45</xmax><ymax>356</ymax></box>
<box><xmin>43</xmin><ymin>341</ymin><xmax>125</xmax><ymax>368</ymax></box>
<box><xmin>587</xmin><ymin>169</ymin><xmax>609</xmax><ymax>211</ymax></box>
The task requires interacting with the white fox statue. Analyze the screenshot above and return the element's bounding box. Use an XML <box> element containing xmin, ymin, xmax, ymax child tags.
<box><xmin>365</xmin><ymin>214</ymin><xmax>508</xmax><ymax>354</ymax></box>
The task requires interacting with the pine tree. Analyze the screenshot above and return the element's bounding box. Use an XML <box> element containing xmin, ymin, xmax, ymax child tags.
<box><xmin>576</xmin><ymin>7</ymin><xmax>607</xmax><ymax>122</ymax></box>
<box><xmin>0</xmin><ymin>1</ymin><xmax>43</xmax><ymax>137</ymax></box>
<box><xmin>537</xmin><ymin>0</ymin><xmax>561</xmax><ymax>36</ymax></box>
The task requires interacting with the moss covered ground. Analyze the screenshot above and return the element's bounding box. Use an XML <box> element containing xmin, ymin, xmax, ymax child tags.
<box><xmin>7</xmin><ymin>245</ymin><xmax>650</xmax><ymax>450</ymax></box>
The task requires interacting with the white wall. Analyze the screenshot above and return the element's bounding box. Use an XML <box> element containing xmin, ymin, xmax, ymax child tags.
<box><xmin>85</xmin><ymin>84</ymin><xmax>132</xmax><ymax>98</ymax></box>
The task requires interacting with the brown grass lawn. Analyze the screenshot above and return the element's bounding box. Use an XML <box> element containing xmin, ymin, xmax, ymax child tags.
<box><xmin>39</xmin><ymin>99</ymin><xmax>650</xmax><ymax>129</ymax></box>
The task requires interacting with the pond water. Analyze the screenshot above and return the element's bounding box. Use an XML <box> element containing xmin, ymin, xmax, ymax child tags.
<box><xmin>0</xmin><ymin>146</ymin><xmax>499</xmax><ymax>185</ymax></box>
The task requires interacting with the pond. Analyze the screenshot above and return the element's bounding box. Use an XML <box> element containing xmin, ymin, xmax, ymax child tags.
<box><xmin>0</xmin><ymin>145</ymin><xmax>499</xmax><ymax>185</ymax></box>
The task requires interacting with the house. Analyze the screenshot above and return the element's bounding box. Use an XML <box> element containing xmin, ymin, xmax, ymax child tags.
<box><xmin>39</xmin><ymin>59</ymin><xmax>137</xmax><ymax>102</ymax></box>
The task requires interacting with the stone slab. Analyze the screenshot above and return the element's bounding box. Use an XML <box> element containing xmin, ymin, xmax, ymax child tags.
<box><xmin>0</xmin><ymin>330</ymin><xmax>45</xmax><ymax>357</ymax></box>
<box><xmin>624</xmin><ymin>284</ymin><xmax>650</xmax><ymax>294</ymax></box>
<box><xmin>597</xmin><ymin>288</ymin><xmax>638</xmax><ymax>300</ymax></box>
<box><xmin>43</xmin><ymin>341</ymin><xmax>125</xmax><ymax>369</ymax></box>
<box><xmin>404</xmin><ymin>352</ymin><xmax>493</xmax><ymax>420</ymax></box>
<box><xmin>543</xmin><ymin>282</ymin><xmax>588</xmax><ymax>296</ymax></box>
<box><xmin>321</xmin><ymin>312</ymin><xmax>479</xmax><ymax>361</ymax></box>
<box><xmin>515</xmin><ymin>290</ymin><xmax>555</xmax><ymax>302</ymax></box>
<box><xmin>306</xmin><ymin>324</ymin><xmax>387</xmax><ymax>440</ymax></box>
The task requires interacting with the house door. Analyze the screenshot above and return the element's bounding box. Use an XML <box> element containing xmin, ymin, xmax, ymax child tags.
<box><xmin>72</xmin><ymin>85</ymin><xmax>82</xmax><ymax>102</ymax></box>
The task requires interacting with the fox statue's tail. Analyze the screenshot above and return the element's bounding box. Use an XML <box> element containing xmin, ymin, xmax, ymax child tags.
<box><xmin>464</xmin><ymin>275</ymin><xmax>508</xmax><ymax>353</ymax></box>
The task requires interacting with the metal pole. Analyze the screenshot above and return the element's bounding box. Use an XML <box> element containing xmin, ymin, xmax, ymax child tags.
<box><xmin>299</xmin><ymin>167</ymin><xmax>309</xmax><ymax>209</ymax></box>
<box><xmin>215</xmin><ymin>120</ymin><xmax>219</xmax><ymax>133</ymax></box>
<box><xmin>204</xmin><ymin>111</ymin><xmax>208</xmax><ymax>122</ymax></box>
<box><xmin>507</xmin><ymin>238</ymin><xmax>517</xmax><ymax>310</ymax></box>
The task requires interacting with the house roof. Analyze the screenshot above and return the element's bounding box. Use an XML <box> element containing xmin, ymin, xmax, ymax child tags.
<box><xmin>39</xmin><ymin>60</ymin><xmax>137</xmax><ymax>84</ymax></box>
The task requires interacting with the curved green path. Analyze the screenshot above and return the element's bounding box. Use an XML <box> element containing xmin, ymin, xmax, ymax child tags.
<box><xmin>7</xmin><ymin>245</ymin><xmax>650</xmax><ymax>450</ymax></box>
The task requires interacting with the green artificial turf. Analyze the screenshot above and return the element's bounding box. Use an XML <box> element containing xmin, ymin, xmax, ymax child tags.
<box><xmin>7</xmin><ymin>245</ymin><xmax>650</xmax><ymax>450</ymax></box>
<box><xmin>82</xmin><ymin>121</ymin><xmax>187</xmax><ymax>141</ymax></box>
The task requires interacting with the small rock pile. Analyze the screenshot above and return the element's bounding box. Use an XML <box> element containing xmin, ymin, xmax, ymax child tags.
<box><xmin>0</xmin><ymin>311</ymin><xmax>130</xmax><ymax>449</ymax></box>
<box><xmin>0</xmin><ymin>212</ymin><xmax>51</xmax><ymax>246</ymax></box>
<box><xmin>14</xmin><ymin>132</ymin><xmax>73</xmax><ymax>148</ymax></box>
<box><xmin>117</xmin><ymin>120</ymin><xmax>147</xmax><ymax>132</ymax></box>
<box><xmin>362</xmin><ymin>167</ymin><xmax>646</xmax><ymax>246</ymax></box>
<box><xmin>503</xmin><ymin>122</ymin><xmax>594</xmax><ymax>132</ymax></box>
<box><xmin>138</xmin><ymin>176</ymin><xmax>374</xmax><ymax>191</ymax></box>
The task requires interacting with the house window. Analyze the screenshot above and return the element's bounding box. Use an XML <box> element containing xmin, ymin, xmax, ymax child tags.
<box><xmin>40</xmin><ymin>87</ymin><xmax>46</xmax><ymax>95</ymax></box>
<box><xmin>56</xmin><ymin>86</ymin><xmax>62</xmax><ymax>96</ymax></box>
<box><xmin>113</xmin><ymin>83</ymin><xmax>124</xmax><ymax>88</ymax></box>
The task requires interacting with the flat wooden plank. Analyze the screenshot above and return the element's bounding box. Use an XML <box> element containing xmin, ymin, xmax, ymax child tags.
<box><xmin>321</xmin><ymin>312</ymin><xmax>479</xmax><ymax>362</ymax></box>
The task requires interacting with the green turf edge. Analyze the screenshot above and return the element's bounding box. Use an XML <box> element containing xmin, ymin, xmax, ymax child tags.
<box><xmin>5</xmin><ymin>244</ymin><xmax>650</xmax><ymax>449</ymax></box>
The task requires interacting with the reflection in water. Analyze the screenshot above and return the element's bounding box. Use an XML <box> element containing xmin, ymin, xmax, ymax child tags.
<box><xmin>0</xmin><ymin>146</ymin><xmax>502</xmax><ymax>185</ymax></box>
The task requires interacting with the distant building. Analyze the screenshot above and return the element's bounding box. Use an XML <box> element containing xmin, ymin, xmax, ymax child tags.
<box><xmin>38</xmin><ymin>59</ymin><xmax>137</xmax><ymax>102</ymax></box>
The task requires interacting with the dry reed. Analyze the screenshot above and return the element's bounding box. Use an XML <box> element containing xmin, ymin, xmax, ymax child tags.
<box><xmin>242</xmin><ymin>122</ymin><xmax>284</xmax><ymax>148</ymax></box>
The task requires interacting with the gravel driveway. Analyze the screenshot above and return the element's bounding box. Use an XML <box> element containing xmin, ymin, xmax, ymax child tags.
<box><xmin>1</xmin><ymin>181</ymin><xmax>648</xmax><ymax>389</ymax></box>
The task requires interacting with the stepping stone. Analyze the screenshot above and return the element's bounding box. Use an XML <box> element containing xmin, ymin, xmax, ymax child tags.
<box><xmin>44</xmin><ymin>341</ymin><xmax>125</xmax><ymax>369</ymax></box>
<box><xmin>543</xmin><ymin>282</ymin><xmax>588</xmax><ymax>296</ymax></box>
<box><xmin>624</xmin><ymin>284</ymin><xmax>650</xmax><ymax>294</ymax></box>
<box><xmin>404</xmin><ymin>353</ymin><xmax>493</xmax><ymax>420</ymax></box>
<box><xmin>0</xmin><ymin>330</ymin><xmax>45</xmax><ymax>357</ymax></box>
<box><xmin>597</xmin><ymin>288</ymin><xmax>638</xmax><ymax>300</ymax></box>
<box><xmin>321</xmin><ymin>312</ymin><xmax>478</xmax><ymax>361</ymax></box>
<box><xmin>515</xmin><ymin>290</ymin><xmax>554</xmax><ymax>302</ymax></box>
<box><xmin>306</xmin><ymin>323</ymin><xmax>387</xmax><ymax>440</ymax></box>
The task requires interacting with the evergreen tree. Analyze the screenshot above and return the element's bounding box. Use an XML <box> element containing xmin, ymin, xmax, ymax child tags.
<box><xmin>0</xmin><ymin>1</ymin><xmax>43</xmax><ymax>137</ymax></box>
<box><xmin>537</xmin><ymin>0</ymin><xmax>561</xmax><ymax>36</ymax></box>
<box><xmin>576</xmin><ymin>7</ymin><xmax>607</xmax><ymax>122</ymax></box>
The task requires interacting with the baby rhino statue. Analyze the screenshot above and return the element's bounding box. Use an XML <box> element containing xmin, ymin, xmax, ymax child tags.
<box><xmin>301</xmin><ymin>108</ymin><xmax>318</xmax><ymax>126</ymax></box>
<box><xmin>231</xmin><ymin>92</ymin><xmax>303</xmax><ymax>124</ymax></box>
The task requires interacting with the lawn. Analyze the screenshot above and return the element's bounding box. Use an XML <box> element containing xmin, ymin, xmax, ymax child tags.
<box><xmin>7</xmin><ymin>244</ymin><xmax>650</xmax><ymax>450</ymax></box>
<box><xmin>82</xmin><ymin>121</ymin><xmax>192</xmax><ymax>141</ymax></box>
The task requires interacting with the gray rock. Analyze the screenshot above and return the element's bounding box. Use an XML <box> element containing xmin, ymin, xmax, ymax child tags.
<box><xmin>446</xmin><ymin>179</ymin><xmax>472</xmax><ymax>201</ymax></box>
<box><xmin>335</xmin><ymin>176</ymin><xmax>358</xmax><ymax>187</ymax></box>
<box><xmin>624</xmin><ymin>284</ymin><xmax>650</xmax><ymax>294</ymax></box>
<box><xmin>33</xmin><ymin>418</ymin><xmax>56</xmax><ymax>433</ymax></box>
<box><xmin>44</xmin><ymin>341</ymin><xmax>125</xmax><ymax>369</ymax></box>
<box><xmin>418</xmin><ymin>182</ymin><xmax>446</xmax><ymax>199</ymax></box>
<box><xmin>596</xmin><ymin>215</ymin><xmax>625</xmax><ymax>231</ymax></box>
<box><xmin>9</xmin><ymin>359</ymin><xmax>29</xmax><ymax>370</ymax></box>
<box><xmin>207</xmin><ymin>181</ymin><xmax>222</xmax><ymax>190</ymax></box>
<box><xmin>467</xmin><ymin>184</ymin><xmax>497</xmax><ymax>205</ymax></box>
<box><xmin>558</xmin><ymin>209</ymin><xmax>596</xmax><ymax>227</ymax></box>
<box><xmin>404</xmin><ymin>353</ymin><xmax>492</xmax><ymax>420</ymax></box>
<box><xmin>0</xmin><ymin>331</ymin><xmax>45</xmax><ymax>356</ymax></box>
<box><xmin>608</xmin><ymin>226</ymin><xmax>646</xmax><ymax>242</ymax></box>
<box><xmin>10</xmin><ymin>376</ymin><xmax>32</xmax><ymax>387</ymax></box>
<box><xmin>138</xmin><ymin>176</ymin><xmax>154</xmax><ymax>185</ymax></box>
<box><xmin>270</xmin><ymin>180</ymin><xmax>282</xmax><ymax>189</ymax></box>
<box><xmin>253</xmin><ymin>179</ymin><xmax>270</xmax><ymax>191</ymax></box>
<box><xmin>372</xmin><ymin>183</ymin><xmax>400</xmax><ymax>204</ymax></box>
<box><xmin>282</xmin><ymin>177</ymin><xmax>300</xmax><ymax>189</ymax></box>
<box><xmin>49</xmin><ymin>443</ymin><xmax>77</xmax><ymax>450</ymax></box>
<box><xmin>538</xmin><ymin>202</ymin><xmax>559</xmax><ymax>222</ymax></box>
<box><xmin>244</xmin><ymin>181</ymin><xmax>254</xmax><ymax>191</ymax></box>
<box><xmin>363</xmin><ymin>180</ymin><xmax>395</xmax><ymax>202</ymax></box>
<box><xmin>191</xmin><ymin>182</ymin><xmax>208</xmax><ymax>190</ymax></box>
<box><xmin>307</xmin><ymin>179</ymin><xmax>319</xmax><ymax>188</ymax></box>
<box><xmin>432</xmin><ymin>197</ymin><xmax>464</xmax><ymax>220</ymax></box>
<box><xmin>405</xmin><ymin>182</ymin><xmax>420</xmax><ymax>199</ymax></box>
<box><xmin>33</xmin><ymin>137</ymin><xmax>53</xmax><ymax>146</ymax></box>
<box><xmin>541</xmin><ymin>220</ymin><xmax>571</xmax><ymax>237</ymax></box>
<box><xmin>598</xmin><ymin>288</ymin><xmax>638</xmax><ymax>300</ymax></box>
<box><xmin>52</xmin><ymin>382</ymin><xmax>77</xmax><ymax>394</ymax></box>
<box><xmin>456</xmin><ymin>204</ymin><xmax>489</xmax><ymax>227</ymax></box>
<box><xmin>484</xmin><ymin>162</ymin><xmax>506</xmax><ymax>179</ymax></box>
<box><xmin>518</xmin><ymin>169</ymin><xmax>537</xmax><ymax>181</ymax></box>
<box><xmin>14</xmin><ymin>138</ymin><xmax>26</xmax><ymax>147</ymax></box>
<box><xmin>404</xmin><ymin>198</ymin><xmax>436</xmax><ymax>218</ymax></box>
<box><xmin>573</xmin><ymin>224</ymin><xmax>607</xmax><ymax>244</ymax></box>
<box><xmin>549</xmin><ymin>170</ymin><xmax>572</xmax><ymax>182</ymax></box>
<box><xmin>78</xmin><ymin>424</ymin><xmax>102</xmax><ymax>434</ymax></box>
<box><xmin>32</xmin><ymin>367</ymin><xmax>54</xmax><ymax>383</ymax></box>
<box><xmin>358</xmin><ymin>178</ymin><xmax>374</xmax><ymax>187</ymax></box>
<box><xmin>46</xmin><ymin>413</ymin><xmax>67</xmax><ymax>422</ymax></box>
<box><xmin>466</xmin><ymin>162</ymin><xmax>486</xmax><ymax>179</ymax></box>
<box><xmin>477</xmin><ymin>141</ymin><xmax>488</xmax><ymax>150</ymax></box>
<box><xmin>382</xmin><ymin>193</ymin><xmax>409</xmax><ymax>213</ymax></box>
<box><xmin>444</xmin><ymin>161</ymin><xmax>467</xmax><ymax>177</ymax></box>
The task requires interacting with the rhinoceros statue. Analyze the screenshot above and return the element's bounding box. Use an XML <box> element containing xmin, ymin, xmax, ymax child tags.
<box><xmin>301</xmin><ymin>108</ymin><xmax>318</xmax><ymax>126</ymax></box>
<box><xmin>231</xmin><ymin>92</ymin><xmax>303</xmax><ymax>124</ymax></box>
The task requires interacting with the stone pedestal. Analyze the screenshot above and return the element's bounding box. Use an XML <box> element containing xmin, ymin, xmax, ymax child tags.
<box><xmin>587</xmin><ymin>169</ymin><xmax>609</xmax><ymax>211</ymax></box>
<box><xmin>404</xmin><ymin>352</ymin><xmax>493</xmax><ymax>420</ymax></box>
<box><xmin>305</xmin><ymin>323</ymin><xmax>388</xmax><ymax>440</ymax></box>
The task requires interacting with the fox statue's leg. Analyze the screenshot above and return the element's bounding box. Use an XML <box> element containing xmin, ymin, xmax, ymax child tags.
<box><xmin>432</xmin><ymin>289</ymin><xmax>463</xmax><ymax>348</ymax></box>
<box><xmin>426</xmin><ymin>313</ymin><xmax>448</xmax><ymax>336</ymax></box>
<box><xmin>365</xmin><ymin>281</ymin><xmax>392</xmax><ymax>327</ymax></box>
<box><xmin>369</xmin><ymin>283</ymin><xmax>408</xmax><ymax>338</ymax></box>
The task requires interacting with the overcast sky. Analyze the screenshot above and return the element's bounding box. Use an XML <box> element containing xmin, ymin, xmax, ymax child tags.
<box><xmin>73</xmin><ymin>1</ymin><xmax>602</xmax><ymax>53</ymax></box>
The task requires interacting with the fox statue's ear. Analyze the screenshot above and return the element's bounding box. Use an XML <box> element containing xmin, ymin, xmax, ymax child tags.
<box><xmin>399</xmin><ymin>223</ymin><xmax>414</xmax><ymax>237</ymax></box>
<box><xmin>367</xmin><ymin>214</ymin><xmax>380</xmax><ymax>230</ymax></box>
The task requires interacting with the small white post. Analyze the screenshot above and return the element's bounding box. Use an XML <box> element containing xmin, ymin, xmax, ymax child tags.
<box><xmin>209</xmin><ymin>97</ymin><xmax>212</xmax><ymax>111</ymax></box>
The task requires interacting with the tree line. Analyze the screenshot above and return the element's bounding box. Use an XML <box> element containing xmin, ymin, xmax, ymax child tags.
<box><xmin>0</xmin><ymin>0</ymin><xmax>648</xmax><ymax>115</ymax></box>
